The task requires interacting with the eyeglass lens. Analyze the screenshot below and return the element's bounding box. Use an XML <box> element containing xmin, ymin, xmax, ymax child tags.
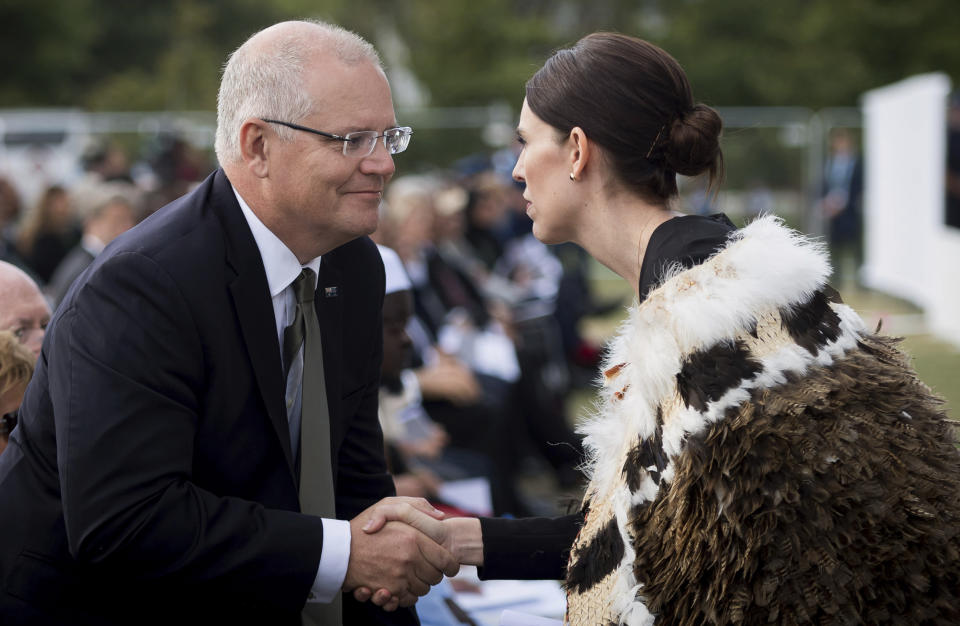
<box><xmin>343</xmin><ymin>128</ymin><xmax>411</xmax><ymax>156</ymax></box>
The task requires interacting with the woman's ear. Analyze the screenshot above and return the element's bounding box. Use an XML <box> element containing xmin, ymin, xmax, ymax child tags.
<box><xmin>569</xmin><ymin>126</ymin><xmax>591</xmax><ymax>181</ymax></box>
<box><xmin>238</xmin><ymin>119</ymin><xmax>270</xmax><ymax>178</ymax></box>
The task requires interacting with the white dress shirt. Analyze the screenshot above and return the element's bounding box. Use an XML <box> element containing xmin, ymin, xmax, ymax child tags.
<box><xmin>234</xmin><ymin>187</ymin><xmax>350</xmax><ymax>603</ymax></box>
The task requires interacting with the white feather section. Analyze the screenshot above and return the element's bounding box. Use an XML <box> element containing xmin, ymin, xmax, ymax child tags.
<box><xmin>580</xmin><ymin>216</ymin><xmax>837</xmax><ymax>502</ymax></box>
<box><xmin>608</xmin><ymin>486</ymin><xmax>656</xmax><ymax>625</ymax></box>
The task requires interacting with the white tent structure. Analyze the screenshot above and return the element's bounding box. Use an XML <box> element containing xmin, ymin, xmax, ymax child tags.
<box><xmin>862</xmin><ymin>73</ymin><xmax>960</xmax><ymax>347</ymax></box>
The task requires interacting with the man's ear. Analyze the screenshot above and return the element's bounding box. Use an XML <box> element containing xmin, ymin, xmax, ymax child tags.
<box><xmin>569</xmin><ymin>126</ymin><xmax>591</xmax><ymax>181</ymax></box>
<box><xmin>238</xmin><ymin>119</ymin><xmax>270</xmax><ymax>178</ymax></box>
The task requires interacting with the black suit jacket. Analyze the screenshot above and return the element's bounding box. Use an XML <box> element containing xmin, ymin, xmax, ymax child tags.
<box><xmin>46</xmin><ymin>244</ymin><xmax>95</xmax><ymax>307</ymax></box>
<box><xmin>0</xmin><ymin>169</ymin><xmax>415</xmax><ymax>625</ymax></box>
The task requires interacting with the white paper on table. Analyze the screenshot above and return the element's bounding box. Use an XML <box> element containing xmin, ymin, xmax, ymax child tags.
<box><xmin>437</xmin><ymin>477</ymin><xmax>493</xmax><ymax>516</ymax></box>
<box><xmin>453</xmin><ymin>578</ymin><xmax>565</xmax><ymax>613</ymax></box>
<box><xmin>499</xmin><ymin>609</ymin><xmax>563</xmax><ymax>625</ymax></box>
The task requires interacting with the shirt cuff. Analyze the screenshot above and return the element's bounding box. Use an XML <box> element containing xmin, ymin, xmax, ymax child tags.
<box><xmin>306</xmin><ymin>518</ymin><xmax>351</xmax><ymax>603</ymax></box>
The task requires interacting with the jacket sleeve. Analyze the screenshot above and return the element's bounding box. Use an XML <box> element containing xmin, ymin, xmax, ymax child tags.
<box><xmin>478</xmin><ymin>513</ymin><xmax>582</xmax><ymax>580</ymax></box>
<box><xmin>50</xmin><ymin>251</ymin><xmax>325</xmax><ymax>611</ymax></box>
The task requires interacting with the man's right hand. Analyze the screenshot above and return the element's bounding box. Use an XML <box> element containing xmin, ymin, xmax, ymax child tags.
<box><xmin>352</xmin><ymin>514</ymin><xmax>484</xmax><ymax>610</ymax></box>
<box><xmin>343</xmin><ymin>497</ymin><xmax>459</xmax><ymax>611</ymax></box>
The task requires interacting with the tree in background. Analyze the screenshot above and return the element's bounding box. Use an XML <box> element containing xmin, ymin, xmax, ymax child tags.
<box><xmin>3</xmin><ymin>0</ymin><xmax>959</xmax><ymax>170</ymax></box>
<box><xmin>4</xmin><ymin>0</ymin><xmax>955</xmax><ymax>112</ymax></box>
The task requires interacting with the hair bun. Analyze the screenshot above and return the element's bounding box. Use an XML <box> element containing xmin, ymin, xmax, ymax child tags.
<box><xmin>664</xmin><ymin>103</ymin><xmax>722</xmax><ymax>177</ymax></box>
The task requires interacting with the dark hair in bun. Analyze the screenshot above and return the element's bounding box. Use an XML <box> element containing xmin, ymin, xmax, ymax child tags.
<box><xmin>526</xmin><ymin>32</ymin><xmax>723</xmax><ymax>205</ymax></box>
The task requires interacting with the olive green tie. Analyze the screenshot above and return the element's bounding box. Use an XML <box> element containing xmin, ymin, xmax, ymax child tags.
<box><xmin>285</xmin><ymin>269</ymin><xmax>341</xmax><ymax>625</ymax></box>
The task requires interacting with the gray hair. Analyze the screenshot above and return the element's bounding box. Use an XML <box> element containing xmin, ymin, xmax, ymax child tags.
<box><xmin>214</xmin><ymin>19</ymin><xmax>383</xmax><ymax>165</ymax></box>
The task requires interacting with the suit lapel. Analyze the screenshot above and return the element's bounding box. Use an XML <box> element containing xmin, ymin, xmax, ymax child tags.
<box><xmin>316</xmin><ymin>256</ymin><xmax>344</xmax><ymax>474</ymax></box>
<box><xmin>214</xmin><ymin>171</ymin><xmax>296</xmax><ymax>477</ymax></box>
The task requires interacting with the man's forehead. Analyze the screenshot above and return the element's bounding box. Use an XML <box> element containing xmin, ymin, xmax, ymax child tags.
<box><xmin>1</xmin><ymin>298</ymin><xmax>49</xmax><ymax>321</ymax></box>
<box><xmin>0</xmin><ymin>281</ymin><xmax>49</xmax><ymax>319</ymax></box>
<box><xmin>1</xmin><ymin>274</ymin><xmax>39</xmax><ymax>297</ymax></box>
<box><xmin>302</xmin><ymin>57</ymin><xmax>395</xmax><ymax>128</ymax></box>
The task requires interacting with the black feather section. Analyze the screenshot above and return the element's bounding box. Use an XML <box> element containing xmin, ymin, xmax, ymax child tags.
<box><xmin>623</xmin><ymin>437</ymin><xmax>647</xmax><ymax>493</ymax></box>
<box><xmin>623</xmin><ymin>409</ymin><xmax>669</xmax><ymax>491</ymax></box>
<box><xmin>677</xmin><ymin>339</ymin><xmax>762</xmax><ymax>412</ymax></box>
<box><xmin>566</xmin><ymin>516</ymin><xmax>626</xmax><ymax>594</ymax></box>
<box><xmin>780</xmin><ymin>290</ymin><xmax>842</xmax><ymax>355</ymax></box>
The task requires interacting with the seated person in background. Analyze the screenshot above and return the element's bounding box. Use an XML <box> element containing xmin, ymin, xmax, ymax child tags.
<box><xmin>16</xmin><ymin>185</ymin><xmax>80</xmax><ymax>285</ymax></box>
<box><xmin>379</xmin><ymin>178</ymin><xmax>582</xmax><ymax>504</ymax></box>
<box><xmin>0</xmin><ymin>178</ymin><xmax>31</xmax><ymax>272</ymax></box>
<box><xmin>47</xmin><ymin>184</ymin><xmax>138</xmax><ymax>306</ymax></box>
<box><xmin>0</xmin><ymin>261</ymin><xmax>50</xmax><ymax>361</ymax></box>
<box><xmin>378</xmin><ymin>245</ymin><xmax>501</xmax><ymax>515</ymax></box>
<box><xmin>0</xmin><ymin>331</ymin><xmax>34</xmax><ymax>456</ymax></box>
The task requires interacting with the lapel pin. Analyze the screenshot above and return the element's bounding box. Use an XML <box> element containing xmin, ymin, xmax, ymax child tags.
<box><xmin>324</xmin><ymin>286</ymin><xmax>339</xmax><ymax>298</ymax></box>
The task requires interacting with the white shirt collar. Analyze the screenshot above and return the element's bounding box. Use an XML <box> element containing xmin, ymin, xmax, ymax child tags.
<box><xmin>232</xmin><ymin>186</ymin><xmax>322</xmax><ymax>296</ymax></box>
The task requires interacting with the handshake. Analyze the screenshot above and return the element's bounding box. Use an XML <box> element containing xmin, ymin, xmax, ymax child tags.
<box><xmin>343</xmin><ymin>497</ymin><xmax>483</xmax><ymax>611</ymax></box>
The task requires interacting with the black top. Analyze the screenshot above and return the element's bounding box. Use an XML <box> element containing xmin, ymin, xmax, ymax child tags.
<box><xmin>639</xmin><ymin>213</ymin><xmax>737</xmax><ymax>302</ymax></box>
<box><xmin>479</xmin><ymin>213</ymin><xmax>737</xmax><ymax>582</ymax></box>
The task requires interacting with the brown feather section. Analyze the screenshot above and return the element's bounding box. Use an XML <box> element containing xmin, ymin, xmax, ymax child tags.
<box><xmin>621</xmin><ymin>333</ymin><xmax>960</xmax><ymax>625</ymax></box>
<box><xmin>605</xmin><ymin>362</ymin><xmax>627</xmax><ymax>380</ymax></box>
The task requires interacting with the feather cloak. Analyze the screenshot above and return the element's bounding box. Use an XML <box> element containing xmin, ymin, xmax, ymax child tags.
<box><xmin>565</xmin><ymin>216</ymin><xmax>960</xmax><ymax>625</ymax></box>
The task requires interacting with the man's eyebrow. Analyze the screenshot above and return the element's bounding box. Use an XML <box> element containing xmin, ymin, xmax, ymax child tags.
<box><xmin>338</xmin><ymin>122</ymin><xmax>400</xmax><ymax>134</ymax></box>
<box><xmin>17</xmin><ymin>316</ymin><xmax>48</xmax><ymax>325</ymax></box>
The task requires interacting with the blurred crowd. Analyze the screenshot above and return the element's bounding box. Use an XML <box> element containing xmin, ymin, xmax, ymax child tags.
<box><xmin>0</xmin><ymin>139</ymin><xmax>624</xmax><ymax>517</ymax></box>
<box><xmin>370</xmin><ymin>150</ymin><xmax>638</xmax><ymax>516</ymax></box>
<box><xmin>0</xmin><ymin>128</ymin><xmax>872</xmax><ymax>517</ymax></box>
<box><xmin>0</xmin><ymin>135</ymin><xmax>214</xmax><ymax>296</ymax></box>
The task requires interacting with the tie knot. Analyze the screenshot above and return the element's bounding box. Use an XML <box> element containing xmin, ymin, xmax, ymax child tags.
<box><xmin>292</xmin><ymin>268</ymin><xmax>317</xmax><ymax>305</ymax></box>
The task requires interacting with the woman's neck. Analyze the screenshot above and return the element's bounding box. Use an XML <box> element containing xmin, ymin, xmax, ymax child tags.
<box><xmin>574</xmin><ymin>194</ymin><xmax>676</xmax><ymax>299</ymax></box>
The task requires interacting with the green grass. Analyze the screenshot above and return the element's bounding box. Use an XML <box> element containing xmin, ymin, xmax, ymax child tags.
<box><xmin>900</xmin><ymin>335</ymin><xmax>960</xmax><ymax>416</ymax></box>
<box><xmin>841</xmin><ymin>286</ymin><xmax>960</xmax><ymax>418</ymax></box>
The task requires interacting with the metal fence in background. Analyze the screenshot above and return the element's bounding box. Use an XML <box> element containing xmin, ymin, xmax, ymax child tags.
<box><xmin>0</xmin><ymin>105</ymin><xmax>861</xmax><ymax>236</ymax></box>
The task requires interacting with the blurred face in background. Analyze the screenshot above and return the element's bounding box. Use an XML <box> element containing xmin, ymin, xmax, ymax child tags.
<box><xmin>432</xmin><ymin>207</ymin><xmax>465</xmax><ymax>243</ymax></box>
<box><xmin>381</xmin><ymin>290</ymin><xmax>413</xmax><ymax>381</ymax></box>
<box><xmin>0</xmin><ymin>179</ymin><xmax>21</xmax><ymax>228</ymax></box>
<box><xmin>0</xmin><ymin>267</ymin><xmax>50</xmax><ymax>360</ymax></box>
<box><xmin>431</xmin><ymin>185</ymin><xmax>468</xmax><ymax>243</ymax></box>
<box><xmin>466</xmin><ymin>180</ymin><xmax>508</xmax><ymax>231</ymax></box>
<box><xmin>388</xmin><ymin>197</ymin><xmax>434</xmax><ymax>261</ymax></box>
<box><xmin>46</xmin><ymin>188</ymin><xmax>74</xmax><ymax>232</ymax></box>
<box><xmin>91</xmin><ymin>198</ymin><xmax>137</xmax><ymax>244</ymax></box>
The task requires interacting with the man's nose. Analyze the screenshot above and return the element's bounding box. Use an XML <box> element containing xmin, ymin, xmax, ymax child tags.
<box><xmin>360</xmin><ymin>140</ymin><xmax>396</xmax><ymax>178</ymax></box>
<box><xmin>23</xmin><ymin>328</ymin><xmax>44</xmax><ymax>360</ymax></box>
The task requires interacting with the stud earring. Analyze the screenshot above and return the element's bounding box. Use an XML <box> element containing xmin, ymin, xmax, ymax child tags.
<box><xmin>569</xmin><ymin>173</ymin><xmax>576</xmax><ymax>181</ymax></box>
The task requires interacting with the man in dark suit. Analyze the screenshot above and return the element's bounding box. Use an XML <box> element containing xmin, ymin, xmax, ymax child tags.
<box><xmin>0</xmin><ymin>20</ymin><xmax>455</xmax><ymax>625</ymax></box>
